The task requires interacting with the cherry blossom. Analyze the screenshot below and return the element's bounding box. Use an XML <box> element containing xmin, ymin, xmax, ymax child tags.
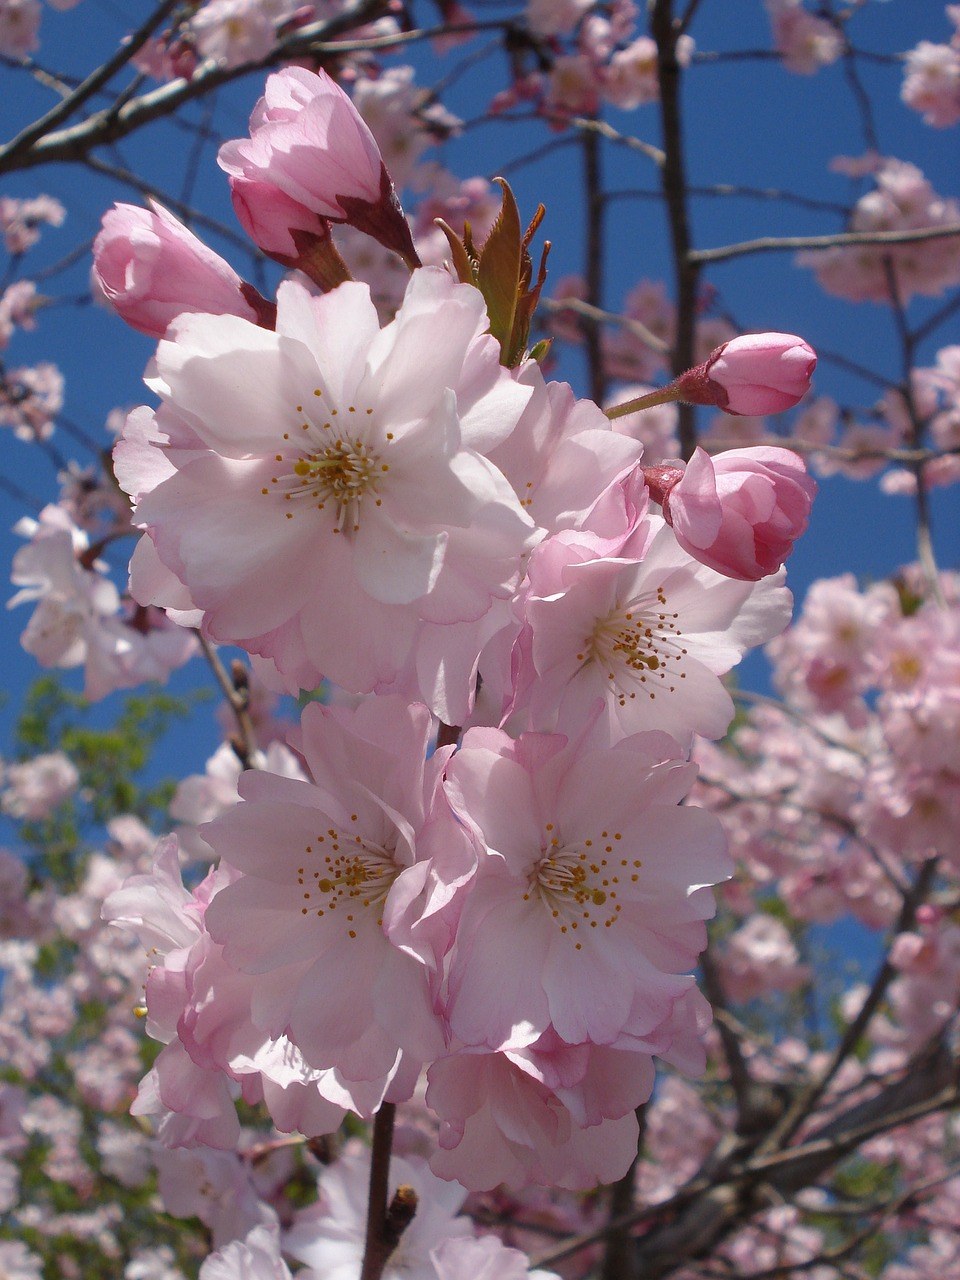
<box><xmin>518</xmin><ymin>520</ymin><xmax>793</xmax><ymax>744</ymax></box>
<box><xmin>203</xmin><ymin>698</ymin><xmax>472</xmax><ymax>1086</ymax></box>
<box><xmin>647</xmin><ymin>445</ymin><xmax>817</xmax><ymax>581</ymax></box>
<box><xmin>93</xmin><ymin>202</ymin><xmax>270</xmax><ymax>338</ymax></box>
<box><xmin>442</xmin><ymin>725</ymin><xmax>729</xmax><ymax>1049</ymax></box>
<box><xmin>122</xmin><ymin>270</ymin><xmax>536</xmax><ymax>707</ymax></box>
<box><xmin>219</xmin><ymin>67</ymin><xmax>419</xmax><ymax>266</ymax></box>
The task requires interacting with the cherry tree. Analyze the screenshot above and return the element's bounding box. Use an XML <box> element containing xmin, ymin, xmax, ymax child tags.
<box><xmin>0</xmin><ymin>3</ymin><xmax>958</xmax><ymax>1279</ymax></box>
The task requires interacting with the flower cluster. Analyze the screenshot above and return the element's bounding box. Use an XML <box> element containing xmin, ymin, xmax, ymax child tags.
<box><xmin>800</xmin><ymin>157</ymin><xmax>960</xmax><ymax>304</ymax></box>
<box><xmin>901</xmin><ymin>7</ymin><xmax>960</xmax><ymax>128</ymax></box>
<box><xmin>83</xmin><ymin>65</ymin><xmax>817</xmax><ymax>1243</ymax></box>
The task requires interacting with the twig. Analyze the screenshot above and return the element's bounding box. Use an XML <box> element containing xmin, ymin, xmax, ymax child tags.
<box><xmin>761</xmin><ymin>858</ymin><xmax>939</xmax><ymax>1152</ymax></box>
<box><xmin>567</xmin><ymin>115</ymin><xmax>665</xmax><ymax>166</ymax></box>
<box><xmin>652</xmin><ymin>0</ymin><xmax>699</xmax><ymax>458</ymax></box>
<box><xmin>0</xmin><ymin>11</ymin><xmax>514</xmax><ymax>173</ymax></box>
<box><xmin>604</xmin><ymin>183</ymin><xmax>849</xmax><ymax>216</ymax></box>
<box><xmin>600</xmin><ymin>1105</ymin><xmax>645</xmax><ymax>1280</ymax></box>
<box><xmin>690</xmin><ymin>224</ymin><xmax>960</xmax><ymax>266</ymax></box>
<box><xmin>82</xmin><ymin>154</ymin><xmax>259</xmax><ymax>257</ymax></box>
<box><xmin>0</xmin><ymin>0</ymin><xmax>183</xmax><ymax>165</ymax></box>
<box><xmin>700</xmin><ymin>947</ymin><xmax>760</xmax><ymax>1133</ymax></box>
<box><xmin>581</xmin><ymin>121</ymin><xmax>606</xmax><ymax>406</ymax></box>
<box><xmin>359</xmin><ymin>1103</ymin><xmax>400</xmax><ymax>1280</ymax></box>
<box><xmin>196</xmin><ymin>633</ymin><xmax>258</xmax><ymax>768</ymax></box>
<box><xmin>540</xmin><ymin>295</ymin><xmax>670</xmax><ymax>355</ymax></box>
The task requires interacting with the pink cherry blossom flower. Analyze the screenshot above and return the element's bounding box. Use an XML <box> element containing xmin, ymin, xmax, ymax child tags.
<box><xmin>105</xmin><ymin>836</ymin><xmax>352</xmax><ymax>1145</ymax></box>
<box><xmin>200</xmin><ymin>1225</ymin><xmax>293</xmax><ymax>1280</ymax></box>
<box><xmin>801</xmin><ymin>159</ymin><xmax>960</xmax><ymax>304</ymax></box>
<box><xmin>0</xmin><ymin>0</ymin><xmax>39</xmax><ymax>58</ymax></box>
<box><xmin>352</xmin><ymin>66</ymin><xmax>459</xmax><ymax>194</ymax></box>
<box><xmin>902</xmin><ymin>40</ymin><xmax>960</xmax><ymax>128</ymax></box>
<box><xmin>0</xmin><ymin>194</ymin><xmax>64</xmax><ymax>255</ymax></box>
<box><xmin>122</xmin><ymin>270</ymin><xmax>536</xmax><ymax>706</ymax></box>
<box><xmin>433</xmin><ymin>1234</ymin><xmax>560</xmax><ymax>1280</ymax></box>
<box><xmin>520</xmin><ymin>521</ymin><xmax>793</xmax><ymax>745</ymax></box>
<box><xmin>487</xmin><ymin>364</ymin><xmax>645</xmax><ymax>537</ymax></box>
<box><xmin>717</xmin><ymin>914</ymin><xmax>810</xmax><ymax>1003</ymax></box>
<box><xmin>189</xmin><ymin>0</ymin><xmax>280</xmax><ymax>67</ymax></box>
<box><xmin>0</xmin><ymin>1241</ymin><xmax>43</xmax><ymax>1280</ymax></box>
<box><xmin>646</xmin><ymin>445</ymin><xmax>816</xmax><ymax>581</ymax></box>
<box><xmin>0</xmin><ymin>361</ymin><xmax>62</xmax><ymax>440</ymax></box>
<box><xmin>675</xmin><ymin>334</ymin><xmax>817</xmax><ymax>416</ymax></box>
<box><xmin>203</xmin><ymin>698</ymin><xmax>473</xmax><ymax>1083</ymax></box>
<box><xmin>0</xmin><ymin>280</ymin><xmax>39</xmax><ymax>349</ymax></box>
<box><xmin>93</xmin><ymin>201</ymin><xmax>270</xmax><ymax>339</ymax></box>
<box><xmin>155</xmin><ymin>1146</ymin><xmax>277</xmax><ymax>1249</ymax></box>
<box><xmin>218</xmin><ymin>67</ymin><xmax>419</xmax><ymax>266</ymax></box>
<box><xmin>1</xmin><ymin>751</ymin><xmax>79</xmax><ymax>820</ymax></box>
<box><xmin>228</xmin><ymin>176</ymin><xmax>332</xmax><ymax>263</ymax></box>
<box><xmin>442</xmin><ymin>726</ymin><xmax>729</xmax><ymax>1050</ymax></box>
<box><xmin>602</xmin><ymin>34</ymin><xmax>694</xmax><ymax>110</ymax></box>
<box><xmin>426</xmin><ymin>1033</ymin><xmax>653</xmax><ymax>1190</ymax></box>
<box><xmin>545</xmin><ymin>56</ymin><xmax>601</xmax><ymax>121</ymax></box>
<box><xmin>9</xmin><ymin>504</ymin><xmax>195</xmax><ymax>700</ymax></box>
<box><xmin>766</xmin><ymin>0</ymin><xmax>843</xmax><ymax>75</ymax></box>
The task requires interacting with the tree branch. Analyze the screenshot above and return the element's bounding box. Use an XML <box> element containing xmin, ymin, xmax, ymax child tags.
<box><xmin>691</xmin><ymin>224</ymin><xmax>960</xmax><ymax>266</ymax></box>
<box><xmin>0</xmin><ymin>0</ymin><xmax>183</xmax><ymax>167</ymax></box>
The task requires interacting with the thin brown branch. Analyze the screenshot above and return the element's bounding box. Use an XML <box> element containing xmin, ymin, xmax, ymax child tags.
<box><xmin>604</xmin><ymin>183</ymin><xmax>849</xmax><ymax>216</ymax></box>
<box><xmin>196</xmin><ymin>634</ymin><xmax>258</xmax><ymax>769</ymax></box>
<box><xmin>0</xmin><ymin>0</ymin><xmax>183</xmax><ymax>166</ymax></box>
<box><xmin>567</xmin><ymin>115</ymin><xmax>665</xmax><ymax>165</ymax></box>
<box><xmin>360</xmin><ymin>1102</ymin><xmax>399</xmax><ymax>1280</ymax></box>
<box><xmin>540</xmin><ymin>295</ymin><xmax>670</xmax><ymax>355</ymax></box>
<box><xmin>691</xmin><ymin>224</ymin><xmax>960</xmax><ymax>266</ymax></box>
<box><xmin>600</xmin><ymin>1106</ymin><xmax>645</xmax><ymax>1280</ymax></box>
<box><xmin>82</xmin><ymin>153</ymin><xmax>261</xmax><ymax>258</ymax></box>
<box><xmin>582</xmin><ymin>121</ymin><xmax>606</xmax><ymax>405</ymax></box>
<box><xmin>651</xmin><ymin>0</ymin><xmax>699</xmax><ymax>458</ymax></box>
<box><xmin>700</xmin><ymin>948</ymin><xmax>762</xmax><ymax>1133</ymax></box>
<box><xmin>532</xmin><ymin>1044</ymin><xmax>958</xmax><ymax>1274</ymax></box>
<box><xmin>760</xmin><ymin>858</ymin><xmax>939</xmax><ymax>1153</ymax></box>
<box><xmin>0</xmin><ymin>7</ymin><xmax>508</xmax><ymax>174</ymax></box>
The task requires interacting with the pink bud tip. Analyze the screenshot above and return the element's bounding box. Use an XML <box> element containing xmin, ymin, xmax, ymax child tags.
<box><xmin>677</xmin><ymin>332</ymin><xmax>817</xmax><ymax>416</ymax></box>
<box><xmin>659</xmin><ymin>445</ymin><xmax>817</xmax><ymax>581</ymax></box>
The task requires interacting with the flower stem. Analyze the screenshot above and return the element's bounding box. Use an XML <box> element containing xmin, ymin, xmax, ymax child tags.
<box><xmin>360</xmin><ymin>1102</ymin><xmax>398</xmax><ymax>1280</ymax></box>
<box><xmin>605</xmin><ymin>383</ymin><xmax>682</xmax><ymax>420</ymax></box>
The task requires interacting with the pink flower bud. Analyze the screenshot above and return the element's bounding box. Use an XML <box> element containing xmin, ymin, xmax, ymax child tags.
<box><xmin>653</xmin><ymin>445</ymin><xmax>816</xmax><ymax>581</ymax></box>
<box><xmin>228</xmin><ymin>175</ymin><xmax>330</xmax><ymax>261</ymax></box>
<box><xmin>676</xmin><ymin>332</ymin><xmax>817</xmax><ymax>416</ymax></box>
<box><xmin>218</xmin><ymin>67</ymin><xmax>419</xmax><ymax>267</ymax></box>
<box><xmin>93</xmin><ymin>201</ymin><xmax>269</xmax><ymax>337</ymax></box>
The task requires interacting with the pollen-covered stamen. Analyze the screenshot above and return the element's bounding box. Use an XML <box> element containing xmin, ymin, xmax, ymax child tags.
<box><xmin>296</xmin><ymin>823</ymin><xmax>398</xmax><ymax>936</ymax></box>
<box><xmin>582</xmin><ymin>583</ymin><xmax>689</xmax><ymax>708</ymax></box>
<box><xmin>527</xmin><ymin>821</ymin><xmax>637</xmax><ymax>949</ymax></box>
<box><xmin>260</xmin><ymin>395</ymin><xmax>387</xmax><ymax>532</ymax></box>
<box><xmin>291</xmin><ymin>439</ymin><xmax>382</xmax><ymax>531</ymax></box>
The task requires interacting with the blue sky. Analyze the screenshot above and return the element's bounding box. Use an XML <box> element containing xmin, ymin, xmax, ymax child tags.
<box><xmin>0</xmin><ymin>0</ymin><xmax>957</xmax><ymax>779</ymax></box>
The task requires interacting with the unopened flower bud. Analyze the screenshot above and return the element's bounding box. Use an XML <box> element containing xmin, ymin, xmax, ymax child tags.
<box><xmin>676</xmin><ymin>332</ymin><xmax>817</xmax><ymax>416</ymax></box>
<box><xmin>93</xmin><ymin>201</ymin><xmax>272</xmax><ymax>337</ymax></box>
<box><xmin>651</xmin><ymin>445</ymin><xmax>816</xmax><ymax>581</ymax></box>
<box><xmin>218</xmin><ymin>67</ymin><xmax>420</xmax><ymax>269</ymax></box>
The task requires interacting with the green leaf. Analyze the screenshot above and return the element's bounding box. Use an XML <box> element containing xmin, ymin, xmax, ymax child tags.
<box><xmin>476</xmin><ymin>177</ymin><xmax>522</xmax><ymax>351</ymax></box>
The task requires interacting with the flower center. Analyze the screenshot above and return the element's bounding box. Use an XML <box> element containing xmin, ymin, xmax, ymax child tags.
<box><xmin>582</xmin><ymin>583</ymin><xmax>688</xmax><ymax>709</ymax></box>
<box><xmin>260</xmin><ymin>393</ymin><xmax>390</xmax><ymax>534</ymax></box>
<box><xmin>525</xmin><ymin>822</ymin><xmax>642</xmax><ymax>950</ymax></box>
<box><xmin>296</xmin><ymin>819</ymin><xmax>398</xmax><ymax>938</ymax></box>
